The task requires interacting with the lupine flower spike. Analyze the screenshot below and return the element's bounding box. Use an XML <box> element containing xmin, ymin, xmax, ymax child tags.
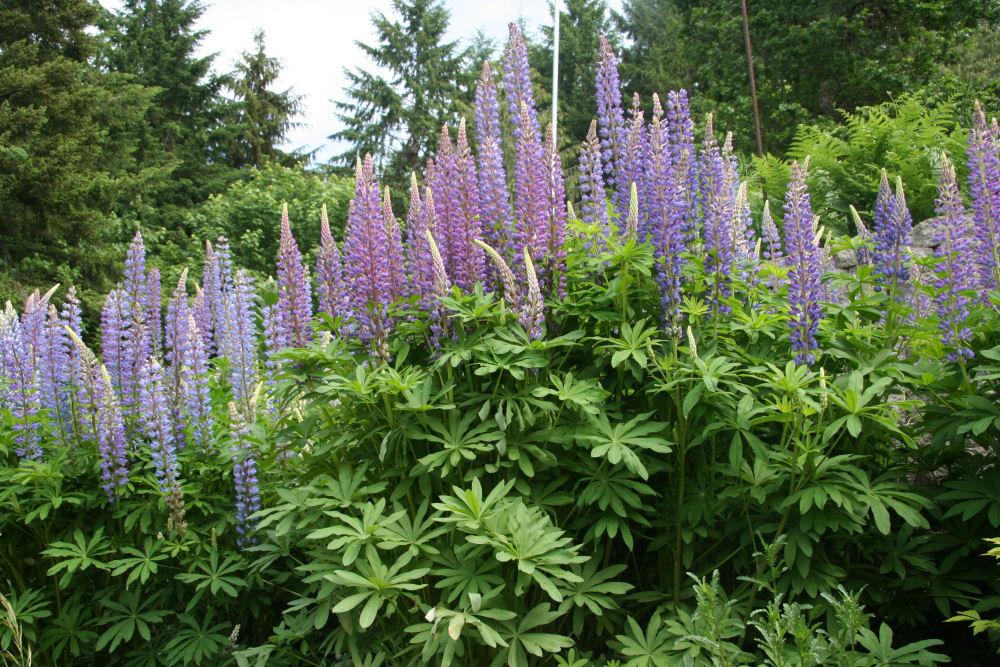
<box><xmin>783</xmin><ymin>160</ymin><xmax>824</xmax><ymax>365</ymax></box>
<box><xmin>933</xmin><ymin>154</ymin><xmax>975</xmax><ymax>360</ymax></box>
<box><xmin>342</xmin><ymin>155</ymin><xmax>394</xmax><ymax>356</ymax></box>
<box><xmin>967</xmin><ymin>101</ymin><xmax>1000</xmax><ymax>294</ymax></box>
<box><xmin>229</xmin><ymin>403</ymin><xmax>260</xmax><ymax>548</ymax></box>
<box><xmin>276</xmin><ymin>203</ymin><xmax>313</xmax><ymax>347</ymax></box>
<box><xmin>315</xmin><ymin>203</ymin><xmax>344</xmax><ymax>320</ymax></box>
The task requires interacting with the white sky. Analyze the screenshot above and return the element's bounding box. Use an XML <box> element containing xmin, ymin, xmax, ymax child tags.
<box><xmin>99</xmin><ymin>1</ymin><xmax>623</xmax><ymax>164</ymax></box>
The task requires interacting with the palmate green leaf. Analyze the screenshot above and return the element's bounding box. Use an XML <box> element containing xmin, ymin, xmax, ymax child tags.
<box><xmin>95</xmin><ymin>589</ymin><xmax>171</xmax><ymax>653</ymax></box>
<box><xmin>431</xmin><ymin>546</ymin><xmax>505</xmax><ymax>604</ymax></box>
<box><xmin>532</xmin><ymin>372</ymin><xmax>610</xmax><ymax>416</ymax></box>
<box><xmin>42</xmin><ymin>527</ymin><xmax>112</xmax><ymax>589</ymax></box>
<box><xmin>490</xmin><ymin>603</ymin><xmax>573</xmax><ymax>667</ymax></box>
<box><xmin>325</xmin><ymin>550</ymin><xmax>429</xmax><ymax>629</ymax></box>
<box><xmin>308</xmin><ymin>497</ymin><xmax>406</xmax><ymax>566</ymax></box>
<box><xmin>578</xmin><ymin>412</ymin><xmax>672</xmax><ymax>481</ymax></box>
<box><xmin>559</xmin><ymin>562</ymin><xmax>633</xmax><ymax>635</ymax></box>
<box><xmin>612</xmin><ymin>613</ymin><xmax>674</xmax><ymax>667</ymax></box>
<box><xmin>107</xmin><ymin>538</ymin><xmax>167</xmax><ymax>589</ymax></box>
<box><xmin>855</xmin><ymin>623</ymin><xmax>948</xmax><ymax>665</ymax></box>
<box><xmin>162</xmin><ymin>613</ymin><xmax>231</xmax><ymax>665</ymax></box>
<box><xmin>40</xmin><ymin>601</ymin><xmax>98</xmax><ymax>660</ymax></box>
<box><xmin>175</xmin><ymin>549</ymin><xmax>248</xmax><ymax>597</ymax></box>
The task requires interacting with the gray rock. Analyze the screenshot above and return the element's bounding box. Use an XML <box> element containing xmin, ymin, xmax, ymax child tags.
<box><xmin>833</xmin><ymin>249</ymin><xmax>858</xmax><ymax>269</ymax></box>
<box><xmin>911</xmin><ymin>214</ymin><xmax>974</xmax><ymax>248</ymax></box>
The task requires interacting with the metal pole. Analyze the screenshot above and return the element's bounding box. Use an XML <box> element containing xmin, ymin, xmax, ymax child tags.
<box><xmin>552</xmin><ymin>0</ymin><xmax>561</xmax><ymax>140</ymax></box>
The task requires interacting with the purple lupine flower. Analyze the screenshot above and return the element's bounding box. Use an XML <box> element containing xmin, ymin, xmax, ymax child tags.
<box><xmin>100</xmin><ymin>290</ymin><xmax>128</xmax><ymax>399</ymax></box>
<box><xmin>229</xmin><ymin>403</ymin><xmax>260</xmax><ymax>548</ymax></box>
<box><xmin>511</xmin><ymin>101</ymin><xmax>548</xmax><ymax>275</ymax></box>
<box><xmin>783</xmin><ymin>161</ymin><xmax>824</xmax><ymax>365</ymax></box>
<box><xmin>261</xmin><ymin>303</ymin><xmax>290</xmax><ymax>386</ymax></box>
<box><xmin>60</xmin><ymin>286</ymin><xmax>91</xmax><ymax>442</ymax></box>
<box><xmin>38</xmin><ymin>305</ymin><xmax>71</xmax><ymax>441</ymax></box>
<box><xmin>221</xmin><ymin>269</ymin><xmax>258</xmax><ymax>417</ymax></box>
<box><xmin>97</xmin><ymin>365</ymin><xmax>129</xmax><ymax>501</ymax></box>
<box><xmin>145</xmin><ymin>267</ymin><xmax>162</xmax><ymax>357</ymax></box>
<box><xmin>701</xmin><ymin>121</ymin><xmax>741</xmax><ymax>314</ymax></box>
<box><xmin>933</xmin><ymin>155</ymin><xmax>975</xmax><ymax>360</ymax></box>
<box><xmin>19</xmin><ymin>288</ymin><xmax>52</xmax><ymax>371</ymax></box>
<box><xmin>138</xmin><ymin>358</ymin><xmax>185</xmax><ymax>530</ymax></box>
<box><xmin>541</xmin><ymin>123</ymin><xmax>568</xmax><ymax>297</ymax></box>
<box><xmin>615</xmin><ymin>93</ymin><xmax>647</xmax><ymax>219</ymax></box>
<box><xmin>315</xmin><ymin>204</ymin><xmax>344</xmax><ymax>319</ymax></box>
<box><xmin>433</xmin><ymin>122</ymin><xmax>486</xmax><ymax>292</ymax></box>
<box><xmin>967</xmin><ymin>101</ymin><xmax>1000</xmax><ymax>293</ymax></box>
<box><xmin>164</xmin><ymin>271</ymin><xmax>193</xmax><ymax>448</ymax></box>
<box><xmin>342</xmin><ymin>154</ymin><xmax>394</xmax><ymax>351</ymax></box>
<box><xmin>850</xmin><ymin>206</ymin><xmax>875</xmax><ymax>267</ymax></box>
<box><xmin>381</xmin><ymin>187</ymin><xmax>410</xmax><ymax>302</ymax></box>
<box><xmin>872</xmin><ymin>173</ymin><xmax>912</xmax><ymax>294</ymax></box>
<box><xmin>475</xmin><ymin>62</ymin><xmax>513</xmax><ymax>263</ymax></box>
<box><xmin>2</xmin><ymin>316</ymin><xmax>42</xmax><ymax>460</ymax></box>
<box><xmin>519</xmin><ymin>248</ymin><xmax>544</xmax><ymax>341</ymax></box>
<box><xmin>502</xmin><ymin>23</ymin><xmax>540</xmax><ymax>140</ymax></box>
<box><xmin>644</xmin><ymin>102</ymin><xmax>690</xmax><ymax>326</ymax></box>
<box><xmin>579</xmin><ymin>120</ymin><xmax>610</xmax><ymax>237</ymax></box>
<box><xmin>194</xmin><ymin>240</ymin><xmax>218</xmax><ymax>353</ymax></box>
<box><xmin>595</xmin><ymin>35</ymin><xmax>625</xmax><ymax>189</ymax></box>
<box><xmin>406</xmin><ymin>175</ymin><xmax>440</xmax><ymax>313</ymax></box>
<box><xmin>122</xmin><ymin>231</ymin><xmax>147</xmax><ymax>315</ymax></box>
<box><xmin>761</xmin><ymin>201</ymin><xmax>782</xmax><ymax>261</ymax></box>
<box><xmin>276</xmin><ymin>203</ymin><xmax>314</xmax><ymax>348</ymax></box>
<box><xmin>182</xmin><ymin>314</ymin><xmax>214</xmax><ymax>452</ymax></box>
<box><xmin>665</xmin><ymin>90</ymin><xmax>698</xmax><ymax>226</ymax></box>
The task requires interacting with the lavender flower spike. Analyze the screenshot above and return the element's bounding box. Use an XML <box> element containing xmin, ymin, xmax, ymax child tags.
<box><xmin>381</xmin><ymin>187</ymin><xmax>409</xmax><ymax>303</ymax></box>
<box><xmin>872</xmin><ymin>170</ymin><xmax>912</xmax><ymax>294</ymax></box>
<box><xmin>222</xmin><ymin>269</ymin><xmax>258</xmax><ymax>418</ymax></box>
<box><xmin>342</xmin><ymin>154</ymin><xmax>394</xmax><ymax>350</ymax></box>
<box><xmin>276</xmin><ymin>203</ymin><xmax>313</xmax><ymax>347</ymax></box>
<box><xmin>98</xmin><ymin>366</ymin><xmax>130</xmax><ymax>501</ymax></box>
<box><xmin>229</xmin><ymin>402</ymin><xmax>260</xmax><ymax>548</ymax></box>
<box><xmin>783</xmin><ymin>160</ymin><xmax>824</xmax><ymax>365</ymax></box>
<box><xmin>138</xmin><ymin>358</ymin><xmax>185</xmax><ymax>531</ymax></box>
<box><xmin>595</xmin><ymin>35</ymin><xmax>625</xmax><ymax>187</ymax></box>
<box><xmin>967</xmin><ymin>101</ymin><xmax>1000</xmax><ymax>293</ymax></box>
<box><xmin>933</xmin><ymin>154</ymin><xmax>975</xmax><ymax>360</ymax></box>
<box><xmin>475</xmin><ymin>62</ymin><xmax>512</xmax><ymax>261</ymax></box>
<box><xmin>2</xmin><ymin>316</ymin><xmax>42</xmax><ymax>460</ymax></box>
<box><xmin>579</xmin><ymin>120</ymin><xmax>610</xmax><ymax>235</ymax></box>
<box><xmin>315</xmin><ymin>204</ymin><xmax>344</xmax><ymax>320</ymax></box>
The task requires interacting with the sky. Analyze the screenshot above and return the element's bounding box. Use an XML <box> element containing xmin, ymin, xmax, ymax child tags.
<box><xmin>99</xmin><ymin>1</ymin><xmax>623</xmax><ymax>164</ymax></box>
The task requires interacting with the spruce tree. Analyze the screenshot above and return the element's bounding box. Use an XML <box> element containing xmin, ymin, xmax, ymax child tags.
<box><xmin>99</xmin><ymin>0</ymin><xmax>237</xmax><ymax>224</ymax></box>
<box><xmin>0</xmin><ymin>0</ymin><xmax>157</xmax><ymax>311</ymax></box>
<box><xmin>222</xmin><ymin>29</ymin><xmax>303</xmax><ymax>170</ymax></box>
<box><xmin>329</xmin><ymin>0</ymin><xmax>472</xmax><ymax>194</ymax></box>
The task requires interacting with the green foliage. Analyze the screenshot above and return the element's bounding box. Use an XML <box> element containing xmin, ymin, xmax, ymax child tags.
<box><xmin>529</xmin><ymin>0</ymin><xmax>618</xmax><ymax>148</ymax></box>
<box><xmin>615</xmin><ymin>0</ymin><xmax>998</xmax><ymax>154</ymax></box>
<box><xmin>754</xmin><ymin>96</ymin><xmax>967</xmax><ymax>232</ymax></box>
<box><xmin>186</xmin><ymin>163</ymin><xmax>353</xmax><ymax>275</ymax></box>
<box><xmin>0</xmin><ymin>30</ymin><xmax>158</xmax><ymax>317</ymax></box>
<box><xmin>220</xmin><ymin>29</ymin><xmax>303</xmax><ymax>170</ymax></box>
<box><xmin>329</xmin><ymin>0</ymin><xmax>481</xmax><ymax>195</ymax></box>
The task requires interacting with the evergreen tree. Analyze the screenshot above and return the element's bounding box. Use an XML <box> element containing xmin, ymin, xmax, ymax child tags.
<box><xmin>1</xmin><ymin>0</ymin><xmax>157</xmax><ymax>312</ymax></box>
<box><xmin>222</xmin><ymin>29</ymin><xmax>303</xmax><ymax>170</ymax></box>
<box><xmin>99</xmin><ymin>0</ymin><xmax>237</xmax><ymax>225</ymax></box>
<box><xmin>329</xmin><ymin>0</ymin><xmax>471</xmax><ymax>194</ymax></box>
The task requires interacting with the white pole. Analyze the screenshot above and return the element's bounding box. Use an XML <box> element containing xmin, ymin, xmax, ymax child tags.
<box><xmin>551</xmin><ymin>0</ymin><xmax>560</xmax><ymax>140</ymax></box>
